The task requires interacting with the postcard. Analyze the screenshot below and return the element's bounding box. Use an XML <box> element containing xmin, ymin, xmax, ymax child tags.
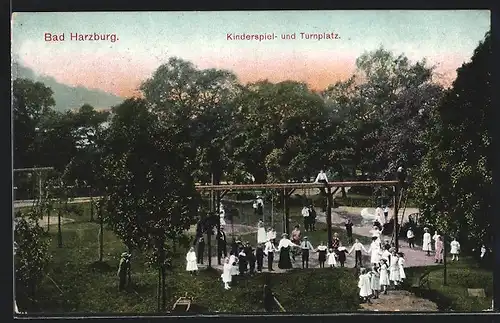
<box><xmin>11</xmin><ymin>10</ymin><xmax>493</xmax><ymax>315</ymax></box>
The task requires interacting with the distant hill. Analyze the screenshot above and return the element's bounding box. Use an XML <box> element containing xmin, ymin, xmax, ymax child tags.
<box><xmin>12</xmin><ymin>61</ymin><xmax>125</xmax><ymax>112</ymax></box>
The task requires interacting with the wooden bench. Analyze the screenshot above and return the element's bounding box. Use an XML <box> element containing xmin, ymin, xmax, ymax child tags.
<box><xmin>411</xmin><ymin>270</ymin><xmax>431</xmax><ymax>290</ymax></box>
<box><xmin>172</xmin><ymin>292</ymin><xmax>193</xmax><ymax>312</ymax></box>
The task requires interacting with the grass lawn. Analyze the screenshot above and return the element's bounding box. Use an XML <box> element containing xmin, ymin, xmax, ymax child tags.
<box><xmin>15</xmin><ymin>203</ymin><xmax>361</xmax><ymax>314</ymax></box>
<box><xmin>402</xmin><ymin>258</ymin><xmax>493</xmax><ymax>312</ymax></box>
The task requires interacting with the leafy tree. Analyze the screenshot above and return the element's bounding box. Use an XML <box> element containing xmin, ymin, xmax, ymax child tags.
<box><xmin>13</xmin><ymin>79</ymin><xmax>56</xmax><ymax>169</ymax></box>
<box><xmin>324</xmin><ymin>48</ymin><xmax>440</xmax><ymax>179</ymax></box>
<box><xmin>100</xmin><ymin>98</ymin><xmax>199</xmax><ymax>310</ymax></box>
<box><xmin>413</xmin><ymin>32</ymin><xmax>492</xmax><ymax>250</ymax></box>
<box><xmin>233</xmin><ymin>81</ymin><xmax>331</xmax><ymax>183</ymax></box>
<box><xmin>140</xmin><ymin>57</ymin><xmax>241</xmax><ymax>184</ymax></box>
<box><xmin>14</xmin><ymin>211</ymin><xmax>52</xmax><ymax>309</ymax></box>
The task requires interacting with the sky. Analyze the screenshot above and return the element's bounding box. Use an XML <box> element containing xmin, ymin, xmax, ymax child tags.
<box><xmin>12</xmin><ymin>10</ymin><xmax>490</xmax><ymax>98</ymax></box>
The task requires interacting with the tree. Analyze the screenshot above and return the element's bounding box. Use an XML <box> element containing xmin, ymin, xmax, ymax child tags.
<box><xmin>141</xmin><ymin>57</ymin><xmax>241</xmax><ymax>184</ymax></box>
<box><xmin>413</xmin><ymin>32</ymin><xmax>492</xmax><ymax>250</ymax></box>
<box><xmin>14</xmin><ymin>211</ymin><xmax>52</xmax><ymax>310</ymax></box>
<box><xmin>13</xmin><ymin>79</ymin><xmax>56</xmax><ymax>169</ymax></box>
<box><xmin>232</xmin><ymin>81</ymin><xmax>331</xmax><ymax>183</ymax></box>
<box><xmin>324</xmin><ymin>48</ymin><xmax>441</xmax><ymax>179</ymax></box>
<box><xmin>100</xmin><ymin>98</ymin><xmax>199</xmax><ymax>311</ymax></box>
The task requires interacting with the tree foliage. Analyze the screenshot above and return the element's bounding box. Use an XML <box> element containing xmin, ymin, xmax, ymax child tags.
<box><xmin>413</xmin><ymin>32</ymin><xmax>492</xmax><ymax>249</ymax></box>
<box><xmin>14</xmin><ymin>212</ymin><xmax>52</xmax><ymax>302</ymax></box>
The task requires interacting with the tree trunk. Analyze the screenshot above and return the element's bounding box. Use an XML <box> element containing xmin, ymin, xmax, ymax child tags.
<box><xmin>47</xmin><ymin>208</ymin><xmax>51</xmax><ymax>231</ymax></box>
<box><xmin>57</xmin><ymin>203</ymin><xmax>63</xmax><ymax>248</ymax></box>
<box><xmin>89</xmin><ymin>187</ymin><xmax>94</xmax><ymax>222</ymax></box>
<box><xmin>157</xmin><ymin>266</ymin><xmax>161</xmax><ymax>312</ymax></box>
<box><xmin>161</xmin><ymin>261</ymin><xmax>166</xmax><ymax>311</ymax></box>
<box><xmin>98</xmin><ymin>201</ymin><xmax>104</xmax><ymax>262</ymax></box>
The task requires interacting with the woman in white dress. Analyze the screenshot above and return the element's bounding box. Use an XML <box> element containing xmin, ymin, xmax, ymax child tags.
<box><xmin>185</xmin><ymin>247</ymin><xmax>198</xmax><ymax>274</ymax></box>
<box><xmin>257</xmin><ymin>220</ymin><xmax>267</xmax><ymax>244</ymax></box>
<box><xmin>389</xmin><ymin>252</ymin><xmax>400</xmax><ymax>288</ymax></box>
<box><xmin>422</xmin><ymin>227</ymin><xmax>432</xmax><ymax>256</ymax></box>
<box><xmin>221</xmin><ymin>257</ymin><xmax>232</xmax><ymax>290</ymax></box>
<box><xmin>379</xmin><ymin>259</ymin><xmax>390</xmax><ymax>295</ymax></box>
<box><xmin>219</xmin><ymin>204</ymin><xmax>226</xmax><ymax>227</ymax></box>
<box><xmin>367</xmin><ymin>237</ymin><xmax>382</xmax><ymax>265</ymax></box>
<box><xmin>229</xmin><ymin>252</ymin><xmax>239</xmax><ymax>276</ymax></box>
<box><xmin>398</xmin><ymin>252</ymin><xmax>406</xmax><ymax>282</ymax></box>
<box><xmin>450</xmin><ymin>238</ymin><xmax>461</xmax><ymax>261</ymax></box>
<box><xmin>358</xmin><ymin>268</ymin><xmax>372</xmax><ymax>303</ymax></box>
<box><xmin>433</xmin><ymin>231</ymin><xmax>441</xmax><ymax>252</ymax></box>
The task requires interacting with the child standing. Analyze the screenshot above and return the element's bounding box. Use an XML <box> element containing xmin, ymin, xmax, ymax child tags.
<box><xmin>379</xmin><ymin>259</ymin><xmax>390</xmax><ymax>295</ymax></box>
<box><xmin>398</xmin><ymin>252</ymin><xmax>406</xmax><ymax>283</ymax></box>
<box><xmin>327</xmin><ymin>248</ymin><xmax>337</xmax><ymax>268</ymax></box>
<box><xmin>221</xmin><ymin>257</ymin><xmax>232</xmax><ymax>290</ymax></box>
<box><xmin>358</xmin><ymin>268</ymin><xmax>372</xmax><ymax>303</ymax></box>
<box><xmin>389</xmin><ymin>252</ymin><xmax>400</xmax><ymax>289</ymax></box>
<box><xmin>337</xmin><ymin>246</ymin><xmax>348</xmax><ymax>267</ymax></box>
<box><xmin>370</xmin><ymin>264</ymin><xmax>381</xmax><ymax>299</ymax></box>
<box><xmin>185</xmin><ymin>247</ymin><xmax>198</xmax><ymax>275</ymax></box>
<box><xmin>317</xmin><ymin>241</ymin><xmax>328</xmax><ymax>268</ymax></box>
<box><xmin>435</xmin><ymin>236</ymin><xmax>444</xmax><ymax>264</ymax></box>
<box><xmin>450</xmin><ymin>238</ymin><xmax>461</xmax><ymax>261</ymax></box>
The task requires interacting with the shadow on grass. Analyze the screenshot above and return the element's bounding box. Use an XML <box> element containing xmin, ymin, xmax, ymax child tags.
<box><xmin>88</xmin><ymin>261</ymin><xmax>115</xmax><ymax>273</ymax></box>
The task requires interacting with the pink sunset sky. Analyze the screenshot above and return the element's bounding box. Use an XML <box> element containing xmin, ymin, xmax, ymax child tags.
<box><xmin>12</xmin><ymin>11</ymin><xmax>490</xmax><ymax>98</ymax></box>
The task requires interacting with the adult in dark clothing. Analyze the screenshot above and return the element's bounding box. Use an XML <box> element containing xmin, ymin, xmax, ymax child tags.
<box><xmin>216</xmin><ymin>229</ymin><xmax>227</xmax><ymax>259</ymax></box>
<box><xmin>231</xmin><ymin>238</ymin><xmax>239</xmax><ymax>256</ymax></box>
<box><xmin>256</xmin><ymin>244</ymin><xmax>265</xmax><ymax>272</ymax></box>
<box><xmin>196</xmin><ymin>236</ymin><xmax>205</xmax><ymax>264</ymax></box>
<box><xmin>117</xmin><ymin>252</ymin><xmax>131</xmax><ymax>291</ymax></box>
<box><xmin>248</xmin><ymin>246</ymin><xmax>256</xmax><ymax>275</ymax></box>
<box><xmin>345</xmin><ymin>219</ymin><xmax>354</xmax><ymax>244</ymax></box>
<box><xmin>309</xmin><ymin>205</ymin><xmax>317</xmax><ymax>231</ymax></box>
<box><xmin>194</xmin><ymin>218</ymin><xmax>204</xmax><ymax>246</ymax></box>
<box><xmin>263</xmin><ymin>284</ymin><xmax>274</xmax><ymax>312</ymax></box>
<box><xmin>238</xmin><ymin>248</ymin><xmax>247</xmax><ymax>276</ymax></box>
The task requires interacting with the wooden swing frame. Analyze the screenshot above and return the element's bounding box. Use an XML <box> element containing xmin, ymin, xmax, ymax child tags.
<box><xmin>195</xmin><ymin>180</ymin><xmax>405</xmax><ymax>252</ymax></box>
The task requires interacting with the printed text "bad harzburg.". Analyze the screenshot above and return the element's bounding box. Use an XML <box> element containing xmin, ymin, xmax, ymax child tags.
<box><xmin>44</xmin><ymin>33</ymin><xmax>119</xmax><ymax>42</ymax></box>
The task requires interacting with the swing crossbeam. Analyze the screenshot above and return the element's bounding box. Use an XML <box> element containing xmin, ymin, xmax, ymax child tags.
<box><xmin>195</xmin><ymin>180</ymin><xmax>399</xmax><ymax>191</ymax></box>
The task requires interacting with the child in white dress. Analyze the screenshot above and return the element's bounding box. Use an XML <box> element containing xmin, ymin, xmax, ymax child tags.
<box><xmin>358</xmin><ymin>268</ymin><xmax>372</xmax><ymax>303</ymax></box>
<box><xmin>389</xmin><ymin>252</ymin><xmax>400</xmax><ymax>288</ymax></box>
<box><xmin>379</xmin><ymin>259</ymin><xmax>390</xmax><ymax>295</ymax></box>
<box><xmin>422</xmin><ymin>227</ymin><xmax>432</xmax><ymax>256</ymax></box>
<box><xmin>221</xmin><ymin>257</ymin><xmax>232</xmax><ymax>290</ymax></box>
<box><xmin>257</xmin><ymin>220</ymin><xmax>267</xmax><ymax>244</ymax></box>
<box><xmin>186</xmin><ymin>247</ymin><xmax>198</xmax><ymax>274</ymax></box>
<box><xmin>327</xmin><ymin>248</ymin><xmax>337</xmax><ymax>268</ymax></box>
<box><xmin>398</xmin><ymin>252</ymin><xmax>406</xmax><ymax>282</ymax></box>
<box><xmin>450</xmin><ymin>238</ymin><xmax>461</xmax><ymax>261</ymax></box>
<box><xmin>370</xmin><ymin>264</ymin><xmax>381</xmax><ymax>299</ymax></box>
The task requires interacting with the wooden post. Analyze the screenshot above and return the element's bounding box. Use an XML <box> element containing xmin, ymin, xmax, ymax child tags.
<box><xmin>326</xmin><ymin>186</ymin><xmax>333</xmax><ymax>248</ymax></box>
<box><xmin>271</xmin><ymin>194</ymin><xmax>274</xmax><ymax>227</ymax></box>
<box><xmin>282</xmin><ymin>188</ymin><xmax>286</xmax><ymax>234</ymax></box>
<box><xmin>38</xmin><ymin>172</ymin><xmax>42</xmax><ymax>203</ymax></box>
<box><xmin>443</xmin><ymin>234</ymin><xmax>447</xmax><ymax>286</ymax></box>
<box><xmin>284</xmin><ymin>189</ymin><xmax>290</xmax><ymax>235</ymax></box>
<box><xmin>216</xmin><ymin>190</ymin><xmax>221</xmax><ymax>265</ymax></box>
<box><xmin>393</xmin><ymin>185</ymin><xmax>400</xmax><ymax>253</ymax></box>
<box><xmin>207</xmin><ymin>173</ymin><xmax>214</xmax><ymax>269</ymax></box>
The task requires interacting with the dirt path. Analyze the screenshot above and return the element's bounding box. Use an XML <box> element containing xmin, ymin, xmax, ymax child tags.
<box><xmin>317</xmin><ymin>209</ymin><xmax>440</xmax><ymax>268</ymax></box>
<box><xmin>359</xmin><ymin>290</ymin><xmax>438</xmax><ymax>312</ymax></box>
